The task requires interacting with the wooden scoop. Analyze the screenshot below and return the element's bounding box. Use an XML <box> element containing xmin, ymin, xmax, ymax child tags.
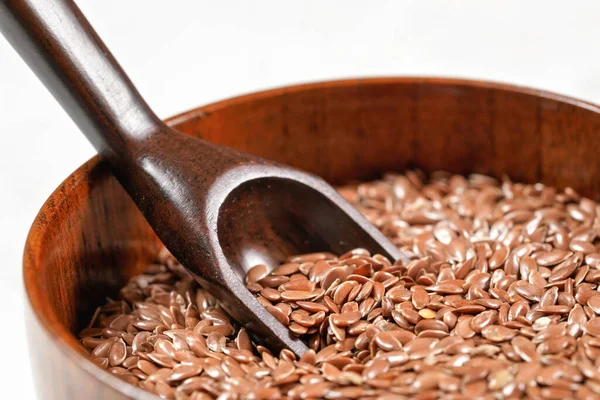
<box><xmin>0</xmin><ymin>0</ymin><xmax>403</xmax><ymax>356</ymax></box>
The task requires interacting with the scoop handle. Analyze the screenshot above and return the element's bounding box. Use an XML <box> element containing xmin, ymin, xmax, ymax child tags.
<box><xmin>0</xmin><ymin>0</ymin><xmax>164</xmax><ymax>164</ymax></box>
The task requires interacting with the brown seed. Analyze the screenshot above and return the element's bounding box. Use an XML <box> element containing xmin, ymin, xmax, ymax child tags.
<box><xmin>586</xmin><ymin>253</ymin><xmax>600</xmax><ymax>268</ymax></box>
<box><xmin>426</xmin><ymin>282</ymin><xmax>464</xmax><ymax>295</ymax></box>
<box><xmin>412</xmin><ymin>287</ymin><xmax>430</xmax><ymax>309</ymax></box>
<box><xmin>260</xmin><ymin>287</ymin><xmax>281</xmax><ymax>302</ymax></box>
<box><xmin>325</xmin><ymin>386</ymin><xmax>365</xmax><ymax>399</ymax></box>
<box><xmin>489</xmin><ymin>246</ymin><xmax>509</xmax><ymax>269</ymax></box>
<box><xmin>154</xmin><ymin>339</ymin><xmax>175</xmax><ymax>358</ymax></box>
<box><xmin>82</xmin><ymin>173</ymin><xmax>600</xmax><ymax>399</ymax></box>
<box><xmin>246</xmin><ymin>264</ymin><xmax>270</xmax><ymax>283</ymax></box>
<box><xmin>456</xmin><ymin>317</ymin><xmax>476</xmax><ymax>339</ymax></box>
<box><xmin>271</xmin><ymin>262</ymin><xmax>300</xmax><ymax>276</ymax></box>
<box><xmin>372</xmin><ymin>281</ymin><xmax>385</xmax><ymax>302</ymax></box>
<box><xmin>79</xmin><ymin>327</ymin><xmax>103</xmax><ymax>338</ymax></box>
<box><xmin>536</xmin><ymin>249</ymin><xmax>572</xmax><ymax>266</ymax></box>
<box><xmin>331</xmin><ymin>311</ymin><xmax>361</xmax><ymax>327</ymax></box>
<box><xmin>514</xmin><ymin>280</ymin><xmax>543</xmax><ymax>301</ymax></box>
<box><xmin>91</xmin><ymin>337</ymin><xmax>118</xmax><ymax>358</ymax></box>
<box><xmin>584</xmin><ymin>317</ymin><xmax>600</xmax><ymax>336</ymax></box>
<box><xmin>488</xmin><ymin>369</ymin><xmax>514</xmax><ymax>391</ymax></box>
<box><xmin>540</xmin><ymin>387</ymin><xmax>575</xmax><ymax>399</ymax></box>
<box><xmin>540</xmin><ymin>286</ymin><xmax>559</xmax><ymax>307</ymax></box>
<box><xmin>462</xmin><ymin>380</ymin><xmax>487</xmax><ymax>396</ymax></box>
<box><xmin>272</xmin><ymin>360</ymin><xmax>295</xmax><ymax>381</ymax></box>
<box><xmin>570</xmin><ymin>240</ymin><xmax>596</xmax><ymax>254</ymax></box>
<box><xmin>235</xmin><ymin>328</ymin><xmax>252</xmax><ymax>351</ymax></box>
<box><xmin>418</xmin><ymin>308</ymin><xmax>436</xmax><ymax>319</ymax></box>
<box><xmin>280</xmin><ymin>290</ymin><xmax>318</xmax><ymax>301</ymax></box>
<box><xmin>333</xmin><ymin>281</ymin><xmax>357</xmax><ymax>304</ymax></box>
<box><xmin>289</xmin><ymin>322</ymin><xmax>308</xmax><ymax>335</ymax></box>
<box><xmin>465</xmin><ymin>272</ymin><xmax>491</xmax><ymax>290</ymax></box>
<box><xmin>168</xmin><ymin>362</ymin><xmax>203</xmax><ymax>381</ymax></box>
<box><xmin>549</xmin><ymin>258</ymin><xmax>579</xmax><ymax>282</ymax></box>
<box><xmin>481</xmin><ymin>325</ymin><xmax>517</xmax><ymax>342</ymax></box>
<box><xmin>137</xmin><ymin>360</ymin><xmax>158</xmax><ymax>375</ymax></box>
<box><xmin>278</xmin><ymin>275</ymin><xmax>316</xmax><ymax>292</ymax></box>
<box><xmin>588</xmin><ymin>296</ymin><xmax>600</xmax><ymax>314</ymax></box>
<box><xmin>415</xmin><ymin>319</ymin><xmax>448</xmax><ymax>333</ymax></box>
<box><xmin>259</xmin><ymin>274</ymin><xmax>289</xmax><ymax>288</ymax></box>
<box><xmin>576</xmin><ymin>289</ymin><xmax>598</xmax><ymax>305</ymax></box>
<box><xmin>289</xmin><ymin>252</ymin><xmax>335</xmax><ymax>263</ymax></box>
<box><xmin>454</xmin><ymin>304</ymin><xmax>486</xmax><ymax>314</ymax></box>
<box><xmin>290</xmin><ymin>311</ymin><xmax>316</xmax><ymax>327</ymax></box>
<box><xmin>518</xmin><ymin>256</ymin><xmax>536</xmax><ymax>281</ymax></box>
<box><xmin>363</xmin><ymin>359</ymin><xmax>390</xmax><ymax>380</ymax></box>
<box><xmin>511</xmin><ymin>336</ymin><xmax>538</xmax><ymax>362</ymax></box>
<box><xmin>296</xmin><ymin>301</ymin><xmax>329</xmax><ymax>313</ymax></box>
<box><xmin>404</xmin><ymin>337</ymin><xmax>438</xmax><ymax>355</ymax></box>
<box><xmin>322</xmin><ymin>267</ymin><xmax>353</xmax><ymax>291</ymax></box>
<box><xmin>147</xmin><ymin>352</ymin><xmax>176</xmax><ymax>368</ymax></box>
<box><xmin>537</xmin><ymin>305</ymin><xmax>571</xmax><ymax>314</ymax></box>
<box><xmin>470</xmin><ymin>310</ymin><xmax>497</xmax><ymax>333</ymax></box>
<box><xmin>374</xmin><ymin>331</ymin><xmax>403</xmax><ymax>351</ymax></box>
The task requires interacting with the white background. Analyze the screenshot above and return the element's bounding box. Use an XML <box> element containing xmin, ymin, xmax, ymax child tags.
<box><xmin>2</xmin><ymin>1</ymin><xmax>600</xmax><ymax>397</ymax></box>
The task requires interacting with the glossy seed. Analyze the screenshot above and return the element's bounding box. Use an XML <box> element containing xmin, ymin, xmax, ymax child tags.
<box><xmin>481</xmin><ymin>325</ymin><xmax>517</xmax><ymax>342</ymax></box>
<box><xmin>511</xmin><ymin>336</ymin><xmax>538</xmax><ymax>362</ymax></box>
<box><xmin>412</xmin><ymin>287</ymin><xmax>430</xmax><ymax>309</ymax></box>
<box><xmin>588</xmin><ymin>296</ymin><xmax>600</xmax><ymax>314</ymax></box>
<box><xmin>81</xmin><ymin>172</ymin><xmax>600</xmax><ymax>399</ymax></box>
<box><xmin>280</xmin><ymin>290</ymin><xmax>318</xmax><ymax>301</ymax></box>
<box><xmin>418</xmin><ymin>308</ymin><xmax>436</xmax><ymax>319</ymax></box>
<box><xmin>246</xmin><ymin>264</ymin><xmax>270</xmax><ymax>283</ymax></box>
<box><xmin>108</xmin><ymin>338</ymin><xmax>127</xmax><ymax>367</ymax></box>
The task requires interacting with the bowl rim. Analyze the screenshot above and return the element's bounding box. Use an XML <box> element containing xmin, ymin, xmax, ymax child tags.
<box><xmin>22</xmin><ymin>76</ymin><xmax>600</xmax><ymax>398</ymax></box>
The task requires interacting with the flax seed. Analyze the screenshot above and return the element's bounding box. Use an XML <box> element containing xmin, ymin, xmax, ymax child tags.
<box><xmin>245</xmin><ymin>264</ymin><xmax>270</xmax><ymax>284</ymax></box>
<box><xmin>83</xmin><ymin>171</ymin><xmax>600</xmax><ymax>399</ymax></box>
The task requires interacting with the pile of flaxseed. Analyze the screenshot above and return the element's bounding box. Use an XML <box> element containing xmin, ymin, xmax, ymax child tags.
<box><xmin>81</xmin><ymin>171</ymin><xmax>600</xmax><ymax>399</ymax></box>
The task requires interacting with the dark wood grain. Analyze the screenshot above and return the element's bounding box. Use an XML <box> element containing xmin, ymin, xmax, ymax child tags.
<box><xmin>22</xmin><ymin>77</ymin><xmax>600</xmax><ymax>399</ymax></box>
<box><xmin>1</xmin><ymin>0</ymin><xmax>403</xmax><ymax>359</ymax></box>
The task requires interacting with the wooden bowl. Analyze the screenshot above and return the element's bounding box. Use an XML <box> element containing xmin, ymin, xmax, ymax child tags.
<box><xmin>23</xmin><ymin>78</ymin><xmax>600</xmax><ymax>399</ymax></box>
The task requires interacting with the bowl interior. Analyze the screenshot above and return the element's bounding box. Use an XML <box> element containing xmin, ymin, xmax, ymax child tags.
<box><xmin>23</xmin><ymin>77</ymin><xmax>600</xmax><ymax>395</ymax></box>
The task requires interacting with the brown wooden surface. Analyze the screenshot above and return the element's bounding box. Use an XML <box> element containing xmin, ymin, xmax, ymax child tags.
<box><xmin>24</xmin><ymin>77</ymin><xmax>600</xmax><ymax>399</ymax></box>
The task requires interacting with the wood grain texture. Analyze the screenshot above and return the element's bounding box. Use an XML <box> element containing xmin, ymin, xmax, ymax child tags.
<box><xmin>24</xmin><ymin>77</ymin><xmax>600</xmax><ymax>399</ymax></box>
<box><xmin>24</xmin><ymin>159</ymin><xmax>160</xmax><ymax>400</ymax></box>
